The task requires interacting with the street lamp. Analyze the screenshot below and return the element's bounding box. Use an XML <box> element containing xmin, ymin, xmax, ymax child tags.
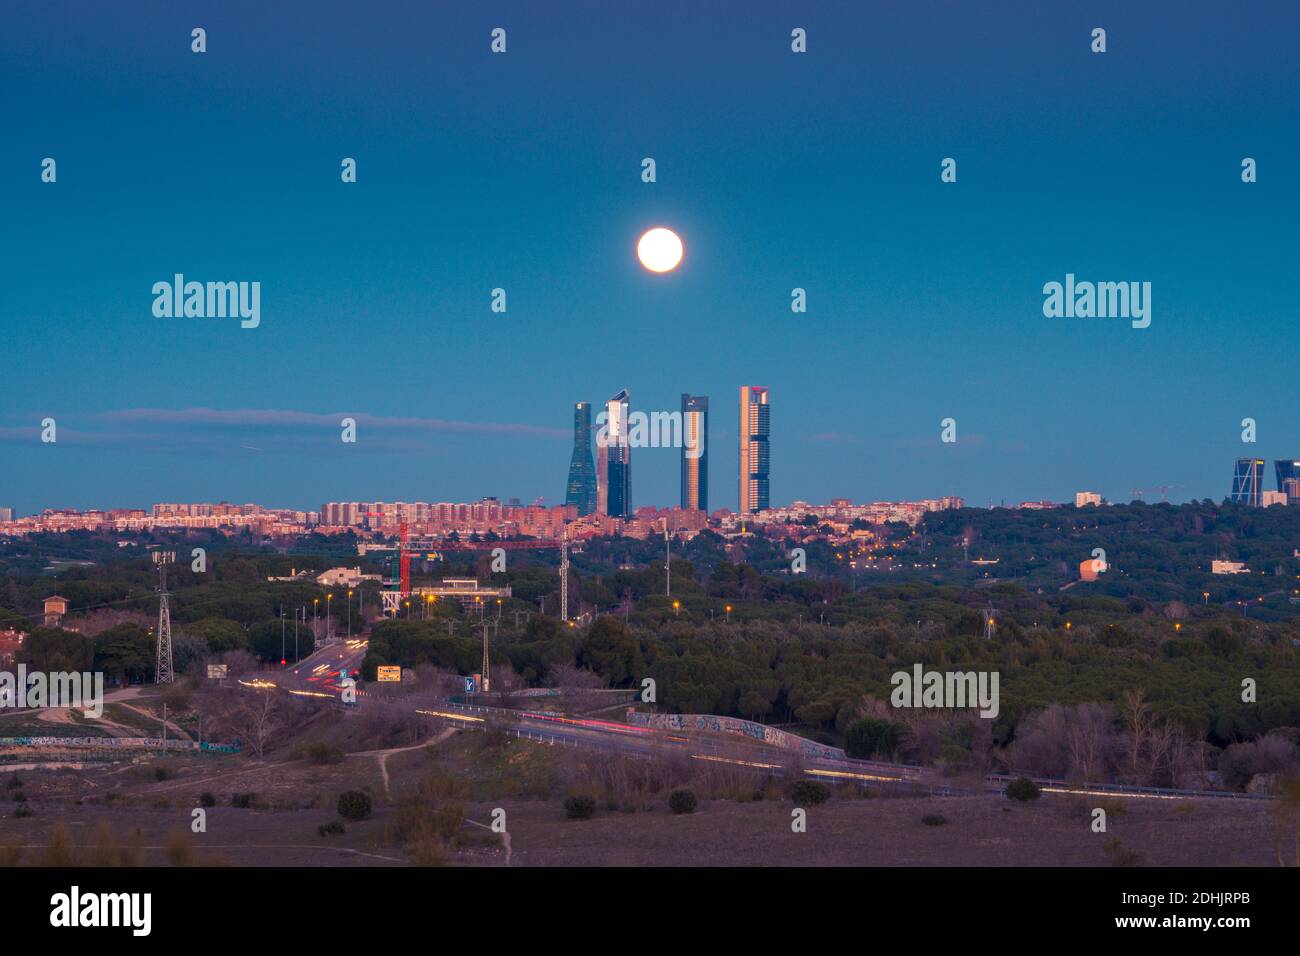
<box><xmin>347</xmin><ymin>590</ymin><xmax>353</xmax><ymax>637</ymax></box>
<box><xmin>327</xmin><ymin>592</ymin><xmax>334</xmax><ymax>641</ymax></box>
<box><xmin>673</xmin><ymin>599</ymin><xmax>680</xmax><ymax>618</ymax></box>
<box><xmin>725</xmin><ymin>604</ymin><xmax>732</xmax><ymax>622</ymax></box>
<box><xmin>313</xmin><ymin>598</ymin><xmax>319</xmax><ymax>638</ymax></box>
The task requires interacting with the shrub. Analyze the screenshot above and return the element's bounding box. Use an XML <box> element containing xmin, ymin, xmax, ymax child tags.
<box><xmin>1103</xmin><ymin>837</ymin><xmax>1145</xmax><ymax>867</ymax></box>
<box><xmin>790</xmin><ymin>780</ymin><xmax>831</xmax><ymax>805</ymax></box>
<box><xmin>12</xmin><ymin>791</ymin><xmax>26</xmax><ymax>803</ymax></box>
<box><xmin>318</xmin><ymin>820</ymin><xmax>345</xmax><ymax>837</ymax></box>
<box><xmin>668</xmin><ymin>788</ymin><xmax>698</xmax><ymax>815</ymax></box>
<box><xmin>563</xmin><ymin>795</ymin><xmax>596</xmax><ymax>820</ymax></box>
<box><xmin>230</xmin><ymin>792</ymin><xmax>255</xmax><ymax>809</ymax></box>
<box><xmin>304</xmin><ymin>742</ymin><xmax>344</xmax><ymax>765</ymax></box>
<box><xmin>921</xmin><ymin>813</ymin><xmax>948</xmax><ymax>827</ymax></box>
<box><xmin>5</xmin><ymin>774</ymin><xmax>21</xmax><ymax>789</ymax></box>
<box><xmin>337</xmin><ymin>790</ymin><xmax>372</xmax><ymax>821</ymax></box>
<box><xmin>1005</xmin><ymin>777</ymin><xmax>1041</xmax><ymax>802</ymax></box>
<box><xmin>844</xmin><ymin>718</ymin><xmax>903</xmax><ymax>760</ymax></box>
<box><xmin>154</xmin><ymin>766</ymin><xmax>169</xmax><ymax>782</ymax></box>
<box><xmin>199</xmin><ymin>792</ymin><xmax>216</xmax><ymax>808</ymax></box>
<box><xmin>165</xmin><ymin>831</ymin><xmax>194</xmax><ymax>867</ymax></box>
<box><xmin>14</xmin><ymin>804</ymin><xmax>32</xmax><ymax>819</ymax></box>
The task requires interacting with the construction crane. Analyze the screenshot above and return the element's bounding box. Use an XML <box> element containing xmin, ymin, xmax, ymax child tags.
<box><xmin>1129</xmin><ymin>484</ymin><xmax>1185</xmax><ymax>502</ymax></box>
<box><xmin>364</xmin><ymin>512</ymin><xmax>414</xmax><ymax>595</ymax></box>
<box><xmin>399</xmin><ymin>519</ymin><xmax>411</xmax><ymax>596</ymax></box>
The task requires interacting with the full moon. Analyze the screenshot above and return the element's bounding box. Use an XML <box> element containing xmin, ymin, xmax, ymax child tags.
<box><xmin>637</xmin><ymin>227</ymin><xmax>684</xmax><ymax>273</ymax></box>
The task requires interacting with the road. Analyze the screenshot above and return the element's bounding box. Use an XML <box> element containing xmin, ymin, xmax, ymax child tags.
<box><xmin>245</xmin><ymin>639</ymin><xmax>1272</xmax><ymax>803</ymax></box>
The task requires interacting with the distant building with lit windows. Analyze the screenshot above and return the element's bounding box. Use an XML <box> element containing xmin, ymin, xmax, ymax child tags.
<box><xmin>1231</xmin><ymin>458</ymin><xmax>1265</xmax><ymax>507</ymax></box>
<box><xmin>564</xmin><ymin>402</ymin><xmax>597</xmax><ymax>516</ymax></box>
<box><xmin>602</xmin><ymin>389</ymin><xmax>632</xmax><ymax>519</ymax></box>
<box><xmin>739</xmin><ymin>386</ymin><xmax>770</xmax><ymax>514</ymax></box>
<box><xmin>680</xmin><ymin>394</ymin><xmax>709</xmax><ymax>512</ymax></box>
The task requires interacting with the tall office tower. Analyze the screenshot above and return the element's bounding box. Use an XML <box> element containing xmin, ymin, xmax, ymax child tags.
<box><xmin>604</xmin><ymin>389</ymin><xmax>632</xmax><ymax>518</ymax></box>
<box><xmin>680</xmin><ymin>394</ymin><xmax>709</xmax><ymax>511</ymax></box>
<box><xmin>596</xmin><ymin>441</ymin><xmax>608</xmax><ymax>514</ymax></box>
<box><xmin>564</xmin><ymin>402</ymin><xmax>597</xmax><ymax>516</ymax></box>
<box><xmin>1275</xmin><ymin>460</ymin><xmax>1300</xmax><ymax>503</ymax></box>
<box><xmin>1231</xmin><ymin>458</ymin><xmax>1265</xmax><ymax>507</ymax></box>
<box><xmin>738</xmin><ymin>386</ymin><xmax>770</xmax><ymax>514</ymax></box>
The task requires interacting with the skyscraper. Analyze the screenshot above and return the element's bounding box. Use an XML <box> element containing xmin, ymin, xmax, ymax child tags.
<box><xmin>680</xmin><ymin>394</ymin><xmax>709</xmax><ymax>512</ymax></box>
<box><xmin>738</xmin><ymin>386</ymin><xmax>769</xmax><ymax>514</ymax></box>
<box><xmin>564</xmin><ymin>402</ymin><xmax>597</xmax><ymax>516</ymax></box>
<box><xmin>603</xmin><ymin>389</ymin><xmax>632</xmax><ymax>518</ymax></box>
<box><xmin>1231</xmin><ymin>458</ymin><xmax>1265</xmax><ymax>507</ymax></box>
<box><xmin>1275</xmin><ymin>459</ymin><xmax>1300</xmax><ymax>504</ymax></box>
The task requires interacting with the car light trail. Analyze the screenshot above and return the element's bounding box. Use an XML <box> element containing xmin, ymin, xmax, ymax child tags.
<box><xmin>416</xmin><ymin>709</ymin><xmax>485</xmax><ymax>723</ymax></box>
<box><xmin>691</xmin><ymin>754</ymin><xmax>782</xmax><ymax>770</ymax></box>
<box><xmin>806</xmin><ymin>768</ymin><xmax>905</xmax><ymax>783</ymax></box>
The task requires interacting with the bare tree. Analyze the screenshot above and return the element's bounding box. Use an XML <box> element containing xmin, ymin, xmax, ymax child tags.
<box><xmin>1122</xmin><ymin>689</ymin><xmax>1152</xmax><ymax>784</ymax></box>
<box><xmin>547</xmin><ymin>663</ymin><xmax>607</xmax><ymax>715</ymax></box>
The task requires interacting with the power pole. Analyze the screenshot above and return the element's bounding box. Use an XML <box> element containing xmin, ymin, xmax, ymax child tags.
<box><xmin>560</xmin><ymin>524</ymin><xmax>570</xmax><ymax>622</ymax></box>
<box><xmin>153</xmin><ymin>551</ymin><xmax>175</xmax><ymax>684</ymax></box>
<box><xmin>481</xmin><ymin>620</ymin><xmax>491</xmax><ymax>693</ymax></box>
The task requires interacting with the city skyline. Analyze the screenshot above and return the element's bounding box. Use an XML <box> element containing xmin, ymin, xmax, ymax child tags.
<box><xmin>3</xmin><ymin>2</ymin><xmax>1298</xmax><ymax>515</ymax></box>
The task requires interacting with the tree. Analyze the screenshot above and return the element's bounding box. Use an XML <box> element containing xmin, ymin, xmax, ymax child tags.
<box><xmin>92</xmin><ymin>624</ymin><xmax>152</xmax><ymax>684</ymax></box>
<box><xmin>845</xmin><ymin>718</ymin><xmax>902</xmax><ymax>760</ymax></box>
<box><xmin>16</xmin><ymin>628</ymin><xmax>93</xmax><ymax>672</ymax></box>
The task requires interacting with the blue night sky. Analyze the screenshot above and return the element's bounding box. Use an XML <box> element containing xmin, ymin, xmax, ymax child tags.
<box><xmin>2</xmin><ymin>1</ymin><xmax>1297</xmax><ymax>516</ymax></box>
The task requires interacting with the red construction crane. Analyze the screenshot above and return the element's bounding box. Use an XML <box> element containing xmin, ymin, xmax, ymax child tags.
<box><xmin>364</xmin><ymin>512</ymin><xmax>413</xmax><ymax>596</ymax></box>
<box><xmin>399</xmin><ymin>520</ymin><xmax>411</xmax><ymax>596</ymax></box>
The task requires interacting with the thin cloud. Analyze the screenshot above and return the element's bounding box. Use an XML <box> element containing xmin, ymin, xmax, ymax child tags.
<box><xmin>94</xmin><ymin>407</ymin><xmax>568</xmax><ymax>439</ymax></box>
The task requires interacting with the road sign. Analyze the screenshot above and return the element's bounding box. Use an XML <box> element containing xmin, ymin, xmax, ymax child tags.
<box><xmin>377</xmin><ymin>666</ymin><xmax>402</xmax><ymax>683</ymax></box>
<box><xmin>464</xmin><ymin>676</ymin><xmax>476</xmax><ymax>694</ymax></box>
<box><xmin>206</xmin><ymin>664</ymin><xmax>228</xmax><ymax>679</ymax></box>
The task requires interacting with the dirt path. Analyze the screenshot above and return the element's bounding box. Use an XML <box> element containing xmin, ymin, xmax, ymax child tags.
<box><xmin>348</xmin><ymin>727</ymin><xmax>457</xmax><ymax>796</ymax></box>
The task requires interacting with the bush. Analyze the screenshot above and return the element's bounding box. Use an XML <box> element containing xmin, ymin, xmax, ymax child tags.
<box><xmin>668</xmin><ymin>788</ymin><xmax>698</xmax><ymax>815</ymax></box>
<box><xmin>199</xmin><ymin>792</ymin><xmax>216</xmax><ymax>808</ymax></box>
<box><xmin>304</xmin><ymin>742</ymin><xmax>344</xmax><ymax>765</ymax></box>
<box><xmin>230</xmin><ymin>792</ymin><xmax>255</xmax><ymax>809</ymax></box>
<box><xmin>563</xmin><ymin>795</ymin><xmax>596</xmax><ymax>820</ymax></box>
<box><xmin>14</xmin><ymin>804</ymin><xmax>32</xmax><ymax>818</ymax></box>
<box><xmin>1005</xmin><ymin>777</ymin><xmax>1041</xmax><ymax>802</ymax></box>
<box><xmin>5</xmin><ymin>774</ymin><xmax>21</xmax><ymax>789</ymax></box>
<box><xmin>154</xmin><ymin>766</ymin><xmax>169</xmax><ymax>782</ymax></box>
<box><xmin>12</xmin><ymin>791</ymin><xmax>26</xmax><ymax>803</ymax></box>
<box><xmin>921</xmin><ymin>813</ymin><xmax>948</xmax><ymax>826</ymax></box>
<box><xmin>337</xmin><ymin>790</ymin><xmax>372</xmax><ymax>821</ymax></box>
<box><xmin>789</xmin><ymin>780</ymin><xmax>831</xmax><ymax>805</ymax></box>
<box><xmin>844</xmin><ymin>718</ymin><xmax>904</xmax><ymax>760</ymax></box>
<box><xmin>318</xmin><ymin>820</ymin><xmax>345</xmax><ymax>837</ymax></box>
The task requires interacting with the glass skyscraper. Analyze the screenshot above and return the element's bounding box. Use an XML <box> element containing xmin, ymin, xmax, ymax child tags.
<box><xmin>564</xmin><ymin>402</ymin><xmax>597</xmax><ymax>516</ymax></box>
<box><xmin>1231</xmin><ymin>458</ymin><xmax>1265</xmax><ymax>507</ymax></box>
<box><xmin>738</xmin><ymin>386</ymin><xmax>769</xmax><ymax>514</ymax></box>
<box><xmin>603</xmin><ymin>389</ymin><xmax>632</xmax><ymax>518</ymax></box>
<box><xmin>1275</xmin><ymin>459</ymin><xmax>1300</xmax><ymax>504</ymax></box>
<box><xmin>680</xmin><ymin>394</ymin><xmax>709</xmax><ymax>512</ymax></box>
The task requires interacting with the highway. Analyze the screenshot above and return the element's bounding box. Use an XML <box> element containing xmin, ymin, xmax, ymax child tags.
<box><xmin>253</xmin><ymin>638</ymin><xmax>1272</xmax><ymax>803</ymax></box>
